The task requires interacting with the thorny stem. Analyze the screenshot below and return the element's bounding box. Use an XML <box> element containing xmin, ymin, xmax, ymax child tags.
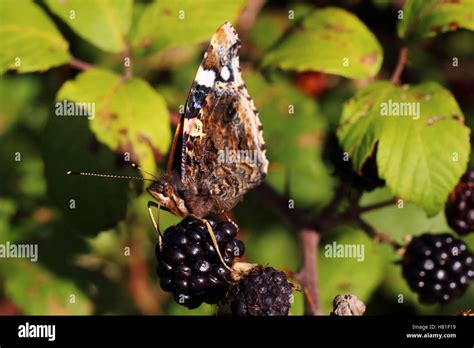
<box><xmin>390</xmin><ymin>47</ymin><xmax>408</xmax><ymax>84</ymax></box>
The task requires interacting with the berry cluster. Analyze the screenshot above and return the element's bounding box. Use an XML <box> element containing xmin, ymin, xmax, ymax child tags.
<box><xmin>228</xmin><ymin>266</ymin><xmax>293</xmax><ymax>316</ymax></box>
<box><xmin>323</xmin><ymin>133</ymin><xmax>385</xmax><ymax>191</ymax></box>
<box><xmin>445</xmin><ymin>171</ymin><xmax>474</xmax><ymax>236</ymax></box>
<box><xmin>156</xmin><ymin>217</ymin><xmax>295</xmax><ymax>315</ymax></box>
<box><xmin>156</xmin><ymin>217</ymin><xmax>244</xmax><ymax>309</ymax></box>
<box><xmin>402</xmin><ymin>233</ymin><xmax>474</xmax><ymax>304</ymax></box>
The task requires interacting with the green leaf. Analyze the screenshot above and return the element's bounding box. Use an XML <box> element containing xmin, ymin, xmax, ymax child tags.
<box><xmin>130</xmin><ymin>0</ymin><xmax>247</xmax><ymax>54</ymax></box>
<box><xmin>398</xmin><ymin>0</ymin><xmax>474</xmax><ymax>41</ymax></box>
<box><xmin>0</xmin><ymin>75</ymin><xmax>43</xmax><ymax>133</ymax></box>
<box><xmin>360</xmin><ymin>188</ymin><xmax>449</xmax><ymax>243</ymax></box>
<box><xmin>262</xmin><ymin>7</ymin><xmax>383</xmax><ymax>79</ymax></box>
<box><xmin>0</xmin><ymin>0</ymin><xmax>70</xmax><ymax>74</ymax></box>
<box><xmin>0</xmin><ymin>259</ymin><xmax>93</xmax><ymax>315</ymax></box>
<box><xmin>248</xmin><ymin>13</ymin><xmax>288</xmax><ymax>55</ymax></box>
<box><xmin>45</xmin><ymin>0</ymin><xmax>132</xmax><ymax>53</ymax></box>
<box><xmin>319</xmin><ymin>226</ymin><xmax>387</xmax><ymax>313</ymax></box>
<box><xmin>57</xmin><ymin>69</ymin><xmax>172</xmax><ymax>173</ymax></box>
<box><xmin>0</xmin><ymin>198</ymin><xmax>15</xmax><ymax>241</ymax></box>
<box><xmin>245</xmin><ymin>72</ymin><xmax>333</xmax><ymax>207</ymax></box>
<box><xmin>337</xmin><ymin>81</ymin><xmax>470</xmax><ymax>216</ymax></box>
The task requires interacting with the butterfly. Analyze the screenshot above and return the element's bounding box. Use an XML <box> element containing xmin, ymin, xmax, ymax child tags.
<box><xmin>67</xmin><ymin>22</ymin><xmax>267</xmax><ymax>264</ymax></box>
<box><xmin>147</xmin><ymin>22</ymin><xmax>268</xmax><ymax>220</ymax></box>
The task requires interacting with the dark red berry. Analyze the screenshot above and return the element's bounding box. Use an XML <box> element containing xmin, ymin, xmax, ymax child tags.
<box><xmin>402</xmin><ymin>233</ymin><xmax>474</xmax><ymax>304</ymax></box>
<box><xmin>445</xmin><ymin>171</ymin><xmax>474</xmax><ymax>235</ymax></box>
<box><xmin>228</xmin><ymin>266</ymin><xmax>293</xmax><ymax>316</ymax></box>
<box><xmin>156</xmin><ymin>216</ymin><xmax>243</xmax><ymax>309</ymax></box>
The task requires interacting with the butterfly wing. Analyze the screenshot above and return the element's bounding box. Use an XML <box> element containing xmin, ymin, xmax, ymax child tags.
<box><xmin>178</xmin><ymin>22</ymin><xmax>268</xmax><ymax>215</ymax></box>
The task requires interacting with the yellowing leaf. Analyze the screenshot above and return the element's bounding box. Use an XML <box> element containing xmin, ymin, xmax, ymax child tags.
<box><xmin>45</xmin><ymin>0</ymin><xmax>133</xmax><ymax>53</ymax></box>
<box><xmin>263</xmin><ymin>7</ymin><xmax>383</xmax><ymax>79</ymax></box>
<box><xmin>0</xmin><ymin>259</ymin><xmax>93</xmax><ymax>315</ymax></box>
<box><xmin>57</xmin><ymin>69</ymin><xmax>171</xmax><ymax>173</ymax></box>
<box><xmin>398</xmin><ymin>0</ymin><xmax>474</xmax><ymax>41</ymax></box>
<box><xmin>0</xmin><ymin>0</ymin><xmax>70</xmax><ymax>74</ymax></box>
<box><xmin>131</xmin><ymin>0</ymin><xmax>246</xmax><ymax>54</ymax></box>
<box><xmin>337</xmin><ymin>81</ymin><xmax>470</xmax><ymax>216</ymax></box>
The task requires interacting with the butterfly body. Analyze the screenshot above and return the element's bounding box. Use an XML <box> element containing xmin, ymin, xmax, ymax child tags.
<box><xmin>147</xmin><ymin>22</ymin><xmax>268</xmax><ymax>218</ymax></box>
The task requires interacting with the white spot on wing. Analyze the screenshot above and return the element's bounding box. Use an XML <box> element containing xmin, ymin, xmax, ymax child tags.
<box><xmin>221</xmin><ymin>66</ymin><xmax>230</xmax><ymax>81</ymax></box>
<box><xmin>195</xmin><ymin>66</ymin><xmax>215</xmax><ymax>87</ymax></box>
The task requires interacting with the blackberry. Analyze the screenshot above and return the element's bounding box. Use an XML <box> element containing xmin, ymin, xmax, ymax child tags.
<box><xmin>323</xmin><ymin>133</ymin><xmax>385</xmax><ymax>192</ymax></box>
<box><xmin>228</xmin><ymin>266</ymin><xmax>293</xmax><ymax>316</ymax></box>
<box><xmin>402</xmin><ymin>233</ymin><xmax>474</xmax><ymax>304</ymax></box>
<box><xmin>445</xmin><ymin>171</ymin><xmax>474</xmax><ymax>235</ymax></box>
<box><xmin>156</xmin><ymin>216</ymin><xmax>244</xmax><ymax>309</ymax></box>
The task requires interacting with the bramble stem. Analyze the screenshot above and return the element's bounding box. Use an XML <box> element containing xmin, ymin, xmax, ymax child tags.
<box><xmin>294</xmin><ymin>229</ymin><xmax>322</xmax><ymax>315</ymax></box>
<box><xmin>259</xmin><ymin>183</ymin><xmax>403</xmax><ymax>315</ymax></box>
<box><xmin>68</xmin><ymin>57</ymin><xmax>94</xmax><ymax>71</ymax></box>
<box><xmin>357</xmin><ymin>198</ymin><xmax>398</xmax><ymax>214</ymax></box>
<box><xmin>390</xmin><ymin>47</ymin><xmax>408</xmax><ymax>84</ymax></box>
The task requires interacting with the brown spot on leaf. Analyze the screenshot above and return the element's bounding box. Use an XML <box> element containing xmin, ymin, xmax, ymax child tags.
<box><xmin>137</xmin><ymin>133</ymin><xmax>164</xmax><ymax>163</ymax></box>
<box><xmin>451</xmin><ymin>114</ymin><xmax>463</xmax><ymax>123</ymax></box>
<box><xmin>449</xmin><ymin>21</ymin><xmax>459</xmax><ymax>31</ymax></box>
<box><xmin>295</xmin><ymin>25</ymin><xmax>306</xmax><ymax>33</ymax></box>
<box><xmin>413</xmin><ymin>91</ymin><xmax>424</xmax><ymax>100</ymax></box>
<box><xmin>326</xmin><ymin>23</ymin><xmax>352</xmax><ymax>33</ymax></box>
<box><xmin>297</xmin><ymin>132</ymin><xmax>323</xmax><ymax>148</ymax></box>
<box><xmin>426</xmin><ymin>115</ymin><xmax>445</xmax><ymax>125</ymax></box>
<box><xmin>360</xmin><ymin>51</ymin><xmax>377</xmax><ymax>66</ymax></box>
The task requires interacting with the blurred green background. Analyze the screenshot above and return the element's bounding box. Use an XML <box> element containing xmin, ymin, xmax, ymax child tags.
<box><xmin>0</xmin><ymin>0</ymin><xmax>473</xmax><ymax>315</ymax></box>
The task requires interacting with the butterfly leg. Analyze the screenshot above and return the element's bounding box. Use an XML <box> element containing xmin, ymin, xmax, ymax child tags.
<box><xmin>148</xmin><ymin>201</ymin><xmax>163</xmax><ymax>251</ymax></box>
<box><xmin>201</xmin><ymin>218</ymin><xmax>232</xmax><ymax>271</ymax></box>
<box><xmin>222</xmin><ymin>212</ymin><xmax>239</xmax><ymax>230</ymax></box>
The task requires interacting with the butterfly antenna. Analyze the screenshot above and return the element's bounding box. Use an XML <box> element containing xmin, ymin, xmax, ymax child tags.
<box><xmin>66</xmin><ymin>170</ymin><xmax>155</xmax><ymax>182</ymax></box>
<box><xmin>130</xmin><ymin>162</ymin><xmax>158</xmax><ymax>180</ymax></box>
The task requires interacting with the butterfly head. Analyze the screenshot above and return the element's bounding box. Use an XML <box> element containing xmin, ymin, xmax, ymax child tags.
<box><xmin>147</xmin><ymin>177</ymin><xmax>189</xmax><ymax>217</ymax></box>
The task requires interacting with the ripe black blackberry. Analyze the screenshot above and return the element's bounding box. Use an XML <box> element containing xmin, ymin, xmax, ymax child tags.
<box><xmin>445</xmin><ymin>171</ymin><xmax>474</xmax><ymax>235</ymax></box>
<box><xmin>228</xmin><ymin>266</ymin><xmax>293</xmax><ymax>316</ymax></box>
<box><xmin>156</xmin><ymin>216</ymin><xmax>244</xmax><ymax>309</ymax></box>
<box><xmin>323</xmin><ymin>133</ymin><xmax>385</xmax><ymax>192</ymax></box>
<box><xmin>402</xmin><ymin>233</ymin><xmax>474</xmax><ymax>304</ymax></box>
